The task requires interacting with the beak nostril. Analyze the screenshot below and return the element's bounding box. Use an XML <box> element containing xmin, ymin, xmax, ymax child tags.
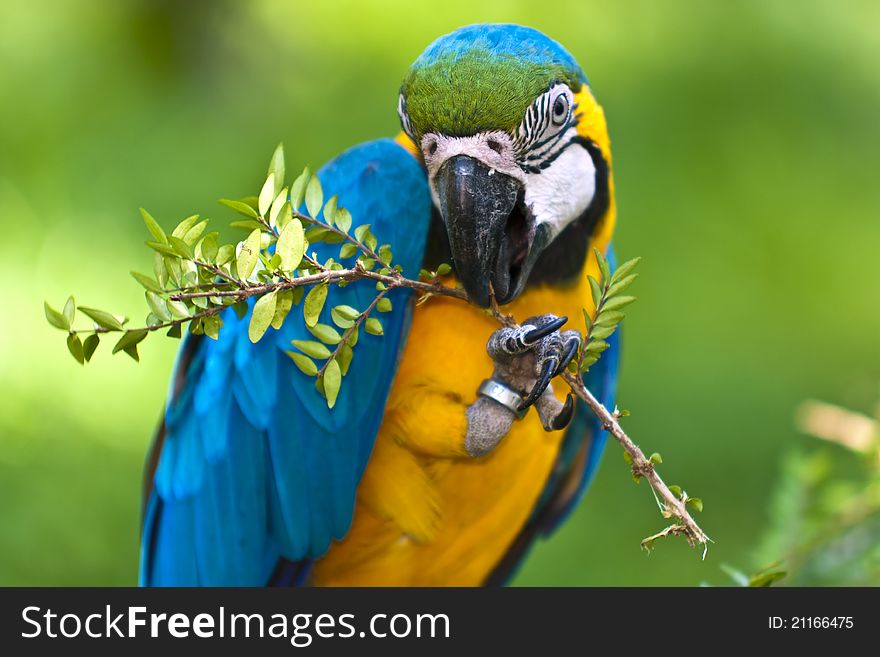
<box><xmin>487</xmin><ymin>139</ymin><xmax>503</xmax><ymax>155</ymax></box>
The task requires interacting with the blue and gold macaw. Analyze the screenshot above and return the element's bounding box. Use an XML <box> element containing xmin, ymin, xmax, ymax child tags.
<box><xmin>140</xmin><ymin>24</ymin><xmax>619</xmax><ymax>586</ymax></box>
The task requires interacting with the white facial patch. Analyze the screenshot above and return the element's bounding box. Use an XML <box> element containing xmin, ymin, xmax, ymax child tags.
<box><xmin>523</xmin><ymin>128</ymin><xmax>596</xmax><ymax>238</ymax></box>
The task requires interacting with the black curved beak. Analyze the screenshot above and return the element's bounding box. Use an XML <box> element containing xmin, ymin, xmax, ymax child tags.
<box><xmin>435</xmin><ymin>155</ymin><xmax>530</xmax><ymax>307</ymax></box>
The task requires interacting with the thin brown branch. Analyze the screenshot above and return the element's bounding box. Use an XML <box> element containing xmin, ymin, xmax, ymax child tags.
<box><xmin>561</xmin><ymin>370</ymin><xmax>711</xmax><ymax>554</ymax></box>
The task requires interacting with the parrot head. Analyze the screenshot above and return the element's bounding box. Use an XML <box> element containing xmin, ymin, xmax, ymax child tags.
<box><xmin>398</xmin><ymin>24</ymin><xmax>612</xmax><ymax>307</ymax></box>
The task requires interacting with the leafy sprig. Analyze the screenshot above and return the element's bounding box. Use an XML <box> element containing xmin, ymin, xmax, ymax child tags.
<box><xmin>578</xmin><ymin>249</ymin><xmax>640</xmax><ymax>373</ymax></box>
<box><xmin>45</xmin><ymin>144</ymin><xmax>418</xmax><ymax>407</ymax></box>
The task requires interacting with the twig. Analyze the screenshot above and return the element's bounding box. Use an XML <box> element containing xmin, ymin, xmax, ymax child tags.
<box><xmin>562</xmin><ymin>370</ymin><xmax>711</xmax><ymax>554</ymax></box>
<box><xmin>315</xmin><ymin>284</ymin><xmax>394</xmax><ymax>378</ymax></box>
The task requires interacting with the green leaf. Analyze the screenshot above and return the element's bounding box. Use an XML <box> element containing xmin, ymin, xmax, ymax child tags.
<box><xmin>602</xmin><ymin>295</ymin><xmax>636</xmax><ymax>311</ymax></box>
<box><xmin>184</xmin><ymin>218</ymin><xmax>208</xmax><ymax>245</ymax></box>
<box><xmin>323</xmin><ymin>195</ymin><xmax>338</xmax><ymax>226</ymax></box>
<box><xmin>338</xmin><ymin>343</ymin><xmax>353</xmax><ymax>375</ymax></box>
<box><xmin>267</xmin><ymin>143</ymin><xmax>285</xmax><ymax>195</ymax></box>
<box><xmin>585</xmin><ymin>339</ymin><xmax>608</xmax><ymax>353</ymax></box>
<box><xmin>323</xmin><ymin>358</ymin><xmax>342</xmax><ymax>408</ymax></box>
<box><xmin>82</xmin><ymin>334</ymin><xmax>99</xmax><ymax>361</ymax></box>
<box><xmin>236</xmin><ymin>228</ymin><xmax>262</xmax><ymax>280</ymax></box>
<box><xmin>331</xmin><ymin>305</ymin><xmax>358</xmax><ymax>328</ymax></box>
<box><xmin>269</xmin><ymin>194</ymin><xmax>289</xmax><ymax>229</ymax></box>
<box><xmin>588</xmin><ymin>275</ymin><xmax>603</xmax><ymax>308</ymax></box>
<box><xmin>649</xmin><ymin>452</ymin><xmax>663</xmax><ymax>465</ymax></box>
<box><xmin>333</xmin><ymin>305</ymin><xmax>360</xmax><ymax>321</ymax></box>
<box><xmin>291</xmin><ymin>339</ymin><xmax>331</xmax><ymax>359</ymax></box>
<box><xmin>276</xmin><ymin>218</ymin><xmax>305</xmax><ymax>271</ymax></box>
<box><xmin>112</xmin><ymin>329</ymin><xmax>148</xmax><ymax>354</ymax></box>
<box><xmin>258</xmin><ymin>172</ymin><xmax>276</xmax><ymax>217</ymax></box>
<box><xmin>611</xmin><ymin>257</ymin><xmax>641</xmax><ymax>284</ymax></box>
<box><xmin>594</xmin><ymin>310</ymin><xmax>626</xmax><ymax>327</ymax></box>
<box><xmin>290</xmin><ymin>167</ymin><xmax>310</xmax><ymax>211</ymax></box>
<box><xmin>579</xmin><ymin>353</ymin><xmax>599</xmax><ymax>372</ymax></box>
<box><xmin>376</xmin><ymin>297</ymin><xmax>392</xmax><ymax>313</ymax></box>
<box><xmin>197</xmin><ymin>232</ymin><xmax>220</xmax><ymax>263</ymax></box>
<box><xmin>305</xmin><ymin>175</ymin><xmax>323</xmax><ymax>219</ymax></box>
<box><xmin>216</xmin><ymin>244</ymin><xmax>235</xmax><ymax>266</ymax></box>
<box><xmin>123</xmin><ymin>345</ymin><xmax>140</xmax><ymax>362</ymax></box>
<box><xmin>365</xmin><ymin>317</ymin><xmax>384</xmax><ymax>336</ymax></box>
<box><xmin>168</xmin><ymin>235</ymin><xmax>194</xmax><ymax>260</ymax></box>
<box><xmin>335</xmin><ymin>207</ymin><xmax>352</xmax><ymax>233</ymax></box>
<box><xmin>595</xmin><ymin>248</ymin><xmax>611</xmax><ymax>284</ymax></box>
<box><xmin>44</xmin><ymin>301</ymin><xmax>69</xmax><ymax>330</ymax></box>
<box><xmin>248</xmin><ymin>290</ymin><xmax>278</xmax><ymax>343</ymax></box>
<box><xmin>339</xmin><ymin>243</ymin><xmax>358</xmax><ymax>259</ymax></box>
<box><xmin>66</xmin><ymin>333</ymin><xmax>84</xmax><ymax>364</ymax></box>
<box><xmin>354</xmin><ymin>224</ymin><xmax>371</xmax><ymax>242</ymax></box>
<box><xmin>171</xmin><ymin>214</ymin><xmax>199</xmax><ymax>240</ymax></box>
<box><xmin>589</xmin><ymin>324</ymin><xmax>616</xmax><ymax>340</ymax></box>
<box><xmin>146</xmin><ymin>291</ymin><xmax>171</xmax><ymax>322</ymax></box>
<box><xmin>131</xmin><ymin>271</ymin><xmax>163</xmax><ymax>293</ymax></box>
<box><xmin>166</xmin><ymin>299</ymin><xmax>190</xmax><ymax>319</ymax></box>
<box><xmin>141</xmin><ymin>208</ymin><xmax>166</xmax><ymax>243</ymax></box>
<box><xmin>166</xmin><ymin>323</ymin><xmax>182</xmax><ymax>339</ymax></box>
<box><xmin>623</xmin><ymin>451</ymin><xmax>633</xmax><ymax>465</ymax></box>
<box><xmin>436</xmin><ymin>263</ymin><xmax>452</xmax><ymax>276</ymax></box>
<box><xmin>286</xmin><ymin>350</ymin><xmax>318</xmax><ymax>376</ymax></box>
<box><xmin>686</xmin><ymin>497</ymin><xmax>703</xmax><ymax>513</ymax></box>
<box><xmin>271</xmin><ymin>289</ymin><xmax>294</xmax><ymax>330</ymax></box>
<box><xmin>62</xmin><ymin>296</ymin><xmax>76</xmax><ymax>327</ymax></box>
<box><xmin>78</xmin><ymin>306</ymin><xmax>125</xmax><ymax>331</ymax></box>
<box><xmin>378</xmin><ymin>244</ymin><xmax>392</xmax><ymax>265</ymax></box>
<box><xmin>146</xmin><ymin>240</ymin><xmax>178</xmax><ymax>257</ymax></box>
<box><xmin>582</xmin><ymin>308</ymin><xmax>592</xmax><ymax>332</ymax></box>
<box><xmin>303</xmin><ymin>284</ymin><xmax>327</xmax><ymax>327</ymax></box>
<box><xmin>308</xmin><ymin>323</ymin><xmax>342</xmax><ymax>345</ymax></box>
<box><xmin>668</xmin><ymin>485</ymin><xmax>683</xmax><ymax>499</ymax></box>
<box><xmin>607</xmin><ymin>273</ymin><xmax>638</xmax><ymax>298</ymax></box>
<box><xmin>219</xmin><ymin>198</ymin><xmax>259</xmax><ymax>219</ymax></box>
<box><xmin>203</xmin><ymin>314</ymin><xmax>221</xmax><ymax>340</ymax></box>
<box><xmin>154</xmin><ymin>252</ymin><xmax>169</xmax><ymax>287</ymax></box>
<box><xmin>229</xmin><ymin>219</ymin><xmax>264</xmax><ymax>232</ymax></box>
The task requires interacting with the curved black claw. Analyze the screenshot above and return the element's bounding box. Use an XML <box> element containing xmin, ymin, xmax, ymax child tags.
<box><xmin>549</xmin><ymin>393</ymin><xmax>575</xmax><ymax>430</ymax></box>
<box><xmin>523</xmin><ymin>315</ymin><xmax>568</xmax><ymax>344</ymax></box>
<box><xmin>555</xmin><ymin>338</ymin><xmax>580</xmax><ymax>377</ymax></box>
<box><xmin>519</xmin><ymin>358</ymin><xmax>556</xmax><ymax>411</ymax></box>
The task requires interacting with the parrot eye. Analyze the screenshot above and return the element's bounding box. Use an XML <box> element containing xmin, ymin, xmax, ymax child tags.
<box><xmin>513</xmin><ymin>84</ymin><xmax>574</xmax><ymax>155</ymax></box>
<box><xmin>552</xmin><ymin>94</ymin><xmax>569</xmax><ymax>125</ymax></box>
<box><xmin>398</xmin><ymin>94</ymin><xmax>416</xmax><ymax>140</ymax></box>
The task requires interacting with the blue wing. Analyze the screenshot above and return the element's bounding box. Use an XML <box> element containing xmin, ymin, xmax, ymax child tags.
<box><xmin>486</xmin><ymin>244</ymin><xmax>620</xmax><ymax>584</ymax></box>
<box><xmin>140</xmin><ymin>139</ymin><xmax>432</xmax><ymax>586</ymax></box>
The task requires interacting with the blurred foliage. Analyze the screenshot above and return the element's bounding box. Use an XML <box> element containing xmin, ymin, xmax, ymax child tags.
<box><xmin>752</xmin><ymin>400</ymin><xmax>880</xmax><ymax>585</ymax></box>
<box><xmin>2</xmin><ymin>0</ymin><xmax>880</xmax><ymax>585</ymax></box>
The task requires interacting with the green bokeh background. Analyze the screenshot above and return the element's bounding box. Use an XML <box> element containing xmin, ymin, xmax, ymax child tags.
<box><xmin>1</xmin><ymin>0</ymin><xmax>878</xmax><ymax>585</ymax></box>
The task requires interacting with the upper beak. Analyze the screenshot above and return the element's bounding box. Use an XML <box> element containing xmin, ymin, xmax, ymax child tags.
<box><xmin>434</xmin><ymin>155</ymin><xmax>527</xmax><ymax>307</ymax></box>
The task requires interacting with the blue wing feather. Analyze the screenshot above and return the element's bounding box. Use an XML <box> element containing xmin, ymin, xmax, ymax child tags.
<box><xmin>141</xmin><ymin>139</ymin><xmax>431</xmax><ymax>585</ymax></box>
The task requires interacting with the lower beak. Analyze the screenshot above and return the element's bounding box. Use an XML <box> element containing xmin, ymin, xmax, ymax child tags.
<box><xmin>435</xmin><ymin>155</ymin><xmax>527</xmax><ymax>307</ymax></box>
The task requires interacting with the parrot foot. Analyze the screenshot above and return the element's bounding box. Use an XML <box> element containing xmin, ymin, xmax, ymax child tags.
<box><xmin>464</xmin><ymin>314</ymin><xmax>580</xmax><ymax>457</ymax></box>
